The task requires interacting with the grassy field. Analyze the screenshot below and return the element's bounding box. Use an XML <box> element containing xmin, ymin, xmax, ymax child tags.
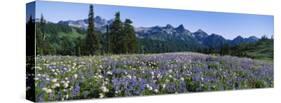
<box><xmin>32</xmin><ymin>52</ymin><xmax>273</xmax><ymax>101</ymax></box>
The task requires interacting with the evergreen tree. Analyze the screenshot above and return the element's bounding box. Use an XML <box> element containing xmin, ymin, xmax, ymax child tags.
<box><xmin>109</xmin><ymin>12</ymin><xmax>124</xmax><ymax>54</ymax></box>
<box><xmin>36</xmin><ymin>14</ymin><xmax>47</xmax><ymax>55</ymax></box>
<box><xmin>261</xmin><ymin>35</ymin><xmax>268</xmax><ymax>41</ymax></box>
<box><xmin>124</xmin><ymin>19</ymin><xmax>138</xmax><ymax>53</ymax></box>
<box><xmin>220</xmin><ymin>44</ymin><xmax>230</xmax><ymax>55</ymax></box>
<box><xmin>75</xmin><ymin>37</ymin><xmax>82</xmax><ymax>56</ymax></box>
<box><xmin>40</xmin><ymin>14</ymin><xmax>46</xmax><ymax>41</ymax></box>
<box><xmin>84</xmin><ymin>4</ymin><xmax>100</xmax><ymax>55</ymax></box>
<box><xmin>104</xmin><ymin>25</ymin><xmax>110</xmax><ymax>53</ymax></box>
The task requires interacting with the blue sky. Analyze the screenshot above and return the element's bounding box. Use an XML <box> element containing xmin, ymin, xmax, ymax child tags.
<box><xmin>26</xmin><ymin>2</ymin><xmax>35</xmax><ymax>21</ymax></box>
<box><xmin>34</xmin><ymin>1</ymin><xmax>274</xmax><ymax>39</ymax></box>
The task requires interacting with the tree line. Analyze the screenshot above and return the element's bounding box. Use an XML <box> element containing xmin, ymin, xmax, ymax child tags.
<box><xmin>30</xmin><ymin>4</ymin><xmax>273</xmax><ymax>59</ymax></box>
<box><xmin>34</xmin><ymin>4</ymin><xmax>138</xmax><ymax>56</ymax></box>
<box><xmin>200</xmin><ymin>35</ymin><xmax>273</xmax><ymax>60</ymax></box>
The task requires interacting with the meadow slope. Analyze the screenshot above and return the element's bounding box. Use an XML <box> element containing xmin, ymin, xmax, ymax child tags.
<box><xmin>33</xmin><ymin>52</ymin><xmax>273</xmax><ymax>101</ymax></box>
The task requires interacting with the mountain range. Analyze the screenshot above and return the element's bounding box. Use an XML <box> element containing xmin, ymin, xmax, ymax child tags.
<box><xmin>57</xmin><ymin>16</ymin><xmax>259</xmax><ymax>50</ymax></box>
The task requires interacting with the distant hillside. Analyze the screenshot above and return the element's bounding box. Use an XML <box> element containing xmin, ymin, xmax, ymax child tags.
<box><xmin>36</xmin><ymin>22</ymin><xmax>86</xmax><ymax>55</ymax></box>
<box><xmin>58</xmin><ymin>16</ymin><xmax>260</xmax><ymax>51</ymax></box>
<box><xmin>230</xmin><ymin>38</ymin><xmax>273</xmax><ymax>61</ymax></box>
<box><xmin>38</xmin><ymin>17</ymin><xmax>267</xmax><ymax>55</ymax></box>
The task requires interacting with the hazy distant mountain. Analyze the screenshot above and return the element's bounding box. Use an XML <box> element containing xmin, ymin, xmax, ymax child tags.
<box><xmin>136</xmin><ymin>24</ymin><xmax>259</xmax><ymax>48</ymax></box>
<box><xmin>231</xmin><ymin>36</ymin><xmax>259</xmax><ymax>45</ymax></box>
<box><xmin>56</xmin><ymin>16</ymin><xmax>259</xmax><ymax>50</ymax></box>
<box><xmin>192</xmin><ymin>29</ymin><xmax>208</xmax><ymax>44</ymax></box>
<box><xmin>136</xmin><ymin>24</ymin><xmax>194</xmax><ymax>41</ymax></box>
<box><xmin>202</xmin><ymin>33</ymin><xmax>228</xmax><ymax>49</ymax></box>
<box><xmin>58</xmin><ymin>16</ymin><xmax>113</xmax><ymax>33</ymax></box>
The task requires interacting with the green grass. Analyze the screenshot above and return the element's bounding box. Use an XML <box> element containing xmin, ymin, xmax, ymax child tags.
<box><xmin>234</xmin><ymin>39</ymin><xmax>273</xmax><ymax>62</ymax></box>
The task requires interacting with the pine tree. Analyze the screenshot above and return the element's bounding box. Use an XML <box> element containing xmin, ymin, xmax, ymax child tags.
<box><xmin>124</xmin><ymin>19</ymin><xmax>138</xmax><ymax>53</ymax></box>
<box><xmin>36</xmin><ymin>14</ymin><xmax>46</xmax><ymax>55</ymax></box>
<box><xmin>104</xmin><ymin>25</ymin><xmax>110</xmax><ymax>53</ymax></box>
<box><xmin>85</xmin><ymin>4</ymin><xmax>100</xmax><ymax>55</ymax></box>
<box><xmin>220</xmin><ymin>44</ymin><xmax>230</xmax><ymax>55</ymax></box>
<box><xmin>40</xmin><ymin>14</ymin><xmax>46</xmax><ymax>41</ymax></box>
<box><xmin>109</xmin><ymin>12</ymin><xmax>124</xmax><ymax>54</ymax></box>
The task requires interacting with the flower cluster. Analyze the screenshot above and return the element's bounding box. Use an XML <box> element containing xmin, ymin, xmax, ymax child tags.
<box><xmin>33</xmin><ymin>52</ymin><xmax>273</xmax><ymax>101</ymax></box>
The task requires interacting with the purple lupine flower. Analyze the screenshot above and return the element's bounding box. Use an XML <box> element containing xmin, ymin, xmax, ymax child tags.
<box><xmin>72</xmin><ymin>83</ymin><xmax>80</xmax><ymax>97</ymax></box>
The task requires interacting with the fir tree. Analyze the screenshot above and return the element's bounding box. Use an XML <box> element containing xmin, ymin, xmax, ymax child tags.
<box><xmin>109</xmin><ymin>12</ymin><xmax>124</xmax><ymax>54</ymax></box>
<box><xmin>124</xmin><ymin>19</ymin><xmax>138</xmax><ymax>53</ymax></box>
<box><xmin>85</xmin><ymin>4</ymin><xmax>100</xmax><ymax>55</ymax></box>
<box><xmin>36</xmin><ymin>14</ymin><xmax>46</xmax><ymax>55</ymax></box>
<box><xmin>104</xmin><ymin>25</ymin><xmax>110</xmax><ymax>53</ymax></box>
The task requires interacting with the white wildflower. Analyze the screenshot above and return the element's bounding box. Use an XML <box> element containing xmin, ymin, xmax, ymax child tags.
<box><xmin>63</xmin><ymin>82</ymin><xmax>69</xmax><ymax>88</ymax></box>
<box><xmin>145</xmin><ymin>84</ymin><xmax>153</xmax><ymax>90</ymax></box>
<box><xmin>151</xmin><ymin>71</ymin><xmax>154</xmax><ymax>75</ymax></box>
<box><xmin>157</xmin><ymin>73</ymin><xmax>161</xmax><ymax>78</ymax></box>
<box><xmin>154</xmin><ymin>89</ymin><xmax>159</xmax><ymax>93</ymax></box>
<box><xmin>99</xmin><ymin>93</ymin><xmax>104</xmax><ymax>98</ymax></box>
<box><xmin>46</xmin><ymin>89</ymin><xmax>52</xmax><ymax>93</ymax></box>
<box><xmin>52</xmin><ymin>83</ymin><xmax>60</xmax><ymax>88</ymax></box>
<box><xmin>65</xmin><ymin>94</ymin><xmax>69</xmax><ymax>99</ymax></box>
<box><xmin>149</xmin><ymin>86</ymin><xmax>153</xmax><ymax>90</ymax></box>
<box><xmin>180</xmin><ymin>77</ymin><xmax>185</xmax><ymax>81</ymax></box>
<box><xmin>168</xmin><ymin>74</ymin><xmax>172</xmax><ymax>78</ymax></box>
<box><xmin>51</xmin><ymin>78</ymin><xmax>57</xmax><ymax>83</ymax></box>
<box><xmin>42</xmin><ymin>87</ymin><xmax>48</xmax><ymax>92</ymax></box>
<box><xmin>169</xmin><ymin>69</ymin><xmax>173</xmax><ymax>73</ymax></box>
<box><xmin>162</xmin><ymin>84</ymin><xmax>166</xmax><ymax>88</ymax></box>
<box><xmin>42</xmin><ymin>74</ymin><xmax>47</xmax><ymax>77</ymax></box>
<box><xmin>101</xmin><ymin>86</ymin><xmax>109</xmax><ymax>93</ymax></box>
<box><xmin>74</xmin><ymin>74</ymin><xmax>78</xmax><ymax>79</ymax></box>
<box><xmin>37</xmin><ymin>74</ymin><xmax>41</xmax><ymax>77</ymax></box>
<box><xmin>183</xmin><ymin>65</ymin><xmax>187</xmax><ymax>69</ymax></box>
<box><xmin>98</xmin><ymin>75</ymin><xmax>103</xmax><ymax>79</ymax></box>
<box><xmin>127</xmin><ymin>75</ymin><xmax>132</xmax><ymax>79</ymax></box>
<box><xmin>42</xmin><ymin>88</ymin><xmax>52</xmax><ymax>93</ymax></box>
<box><xmin>34</xmin><ymin>77</ymin><xmax>39</xmax><ymax>80</ymax></box>
<box><xmin>46</xmin><ymin>77</ymin><xmax>50</xmax><ymax>81</ymax></box>
<box><xmin>99</xmin><ymin>65</ymin><xmax>103</xmax><ymax>68</ymax></box>
<box><xmin>37</xmin><ymin>67</ymin><xmax>42</xmax><ymax>70</ymax></box>
<box><xmin>106</xmin><ymin>71</ymin><xmax>112</xmax><ymax>75</ymax></box>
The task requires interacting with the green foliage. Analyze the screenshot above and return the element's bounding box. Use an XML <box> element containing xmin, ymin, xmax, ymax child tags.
<box><xmin>219</xmin><ymin>44</ymin><xmax>230</xmax><ymax>55</ymax></box>
<box><xmin>36</xmin><ymin>11</ymin><xmax>139</xmax><ymax>56</ymax></box>
<box><xmin>230</xmin><ymin>38</ymin><xmax>273</xmax><ymax>61</ymax></box>
<box><xmin>124</xmin><ymin>19</ymin><xmax>138</xmax><ymax>53</ymax></box>
<box><xmin>35</xmin><ymin>7</ymin><xmax>272</xmax><ymax>60</ymax></box>
<box><xmin>36</xmin><ymin>21</ymin><xmax>87</xmax><ymax>56</ymax></box>
<box><xmin>138</xmin><ymin>38</ymin><xmax>202</xmax><ymax>53</ymax></box>
<box><xmin>201</xmin><ymin>37</ymin><xmax>273</xmax><ymax>61</ymax></box>
<box><xmin>108</xmin><ymin>12</ymin><xmax>125</xmax><ymax>54</ymax></box>
<box><xmin>84</xmin><ymin>5</ymin><xmax>101</xmax><ymax>55</ymax></box>
<box><xmin>107</xmin><ymin>12</ymin><xmax>138</xmax><ymax>54</ymax></box>
<box><xmin>36</xmin><ymin>14</ymin><xmax>53</xmax><ymax>55</ymax></box>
